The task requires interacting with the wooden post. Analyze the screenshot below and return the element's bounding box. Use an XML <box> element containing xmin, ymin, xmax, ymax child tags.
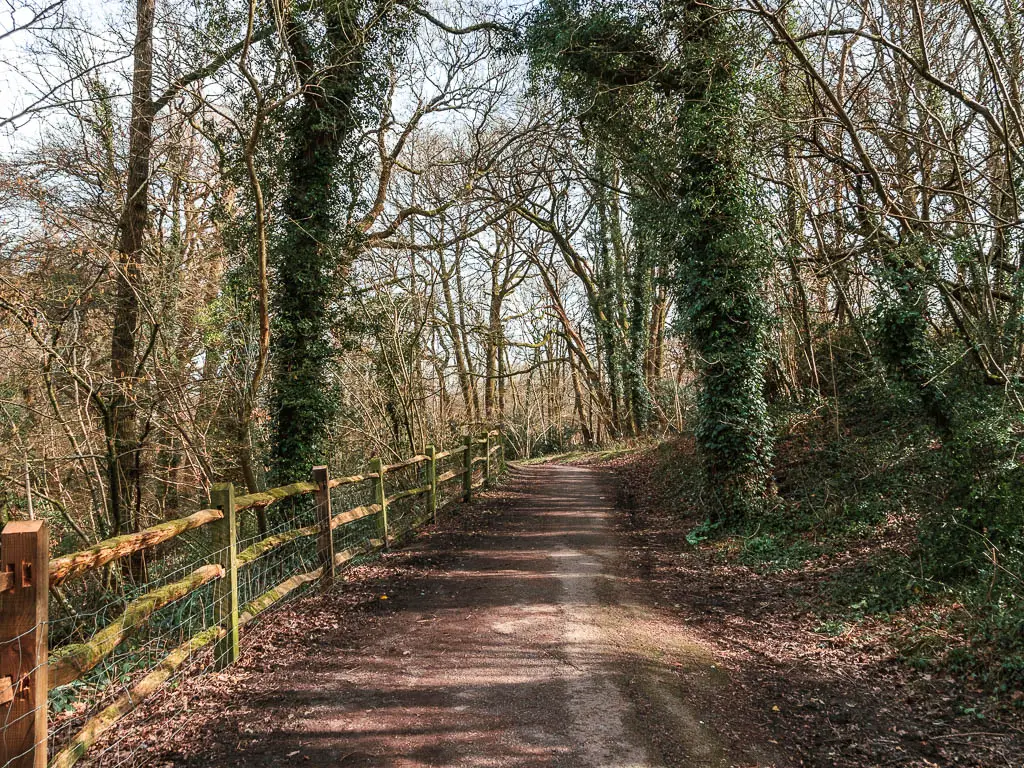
<box><xmin>483</xmin><ymin>431</ymin><xmax>492</xmax><ymax>489</ymax></box>
<box><xmin>312</xmin><ymin>466</ymin><xmax>335</xmax><ymax>586</ymax></box>
<box><xmin>426</xmin><ymin>445</ymin><xmax>437</xmax><ymax>523</ymax></box>
<box><xmin>462</xmin><ymin>434</ymin><xmax>474</xmax><ymax>502</ymax></box>
<box><xmin>0</xmin><ymin>520</ymin><xmax>48</xmax><ymax>768</ymax></box>
<box><xmin>370</xmin><ymin>458</ymin><xmax>388</xmax><ymax>548</ymax></box>
<box><xmin>210</xmin><ymin>483</ymin><xmax>239</xmax><ymax>670</ymax></box>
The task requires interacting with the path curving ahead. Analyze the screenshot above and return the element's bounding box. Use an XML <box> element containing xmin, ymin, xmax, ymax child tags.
<box><xmin>170</xmin><ymin>464</ymin><xmax>777</xmax><ymax>768</ymax></box>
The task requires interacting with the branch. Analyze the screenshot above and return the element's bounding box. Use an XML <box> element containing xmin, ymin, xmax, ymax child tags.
<box><xmin>151</xmin><ymin>25</ymin><xmax>277</xmax><ymax>113</ymax></box>
<box><xmin>400</xmin><ymin>2</ymin><xmax>512</xmax><ymax>35</ymax></box>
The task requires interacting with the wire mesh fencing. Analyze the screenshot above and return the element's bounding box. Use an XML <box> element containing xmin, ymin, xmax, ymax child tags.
<box><xmin>0</xmin><ymin>430</ymin><xmax>504</xmax><ymax>768</ymax></box>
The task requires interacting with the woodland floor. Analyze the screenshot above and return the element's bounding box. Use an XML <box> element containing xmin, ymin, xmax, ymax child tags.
<box><xmin>103</xmin><ymin>460</ymin><xmax>1020</xmax><ymax>767</ymax></box>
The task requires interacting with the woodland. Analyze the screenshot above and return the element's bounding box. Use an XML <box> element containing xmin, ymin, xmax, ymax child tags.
<box><xmin>0</xmin><ymin>0</ymin><xmax>1022</xmax><ymax>731</ymax></box>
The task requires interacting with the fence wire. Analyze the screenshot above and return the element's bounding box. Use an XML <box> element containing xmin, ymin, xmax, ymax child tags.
<box><xmin>0</xmin><ymin>436</ymin><xmax>502</xmax><ymax>768</ymax></box>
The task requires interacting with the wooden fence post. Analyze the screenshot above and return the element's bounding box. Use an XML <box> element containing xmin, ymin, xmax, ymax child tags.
<box><xmin>370</xmin><ymin>458</ymin><xmax>388</xmax><ymax>548</ymax></box>
<box><xmin>483</xmin><ymin>431</ymin><xmax>492</xmax><ymax>489</ymax></box>
<box><xmin>210</xmin><ymin>483</ymin><xmax>239</xmax><ymax>670</ymax></box>
<box><xmin>312</xmin><ymin>466</ymin><xmax>335</xmax><ymax>586</ymax></box>
<box><xmin>462</xmin><ymin>434</ymin><xmax>473</xmax><ymax>502</ymax></box>
<box><xmin>426</xmin><ymin>445</ymin><xmax>437</xmax><ymax>523</ymax></box>
<box><xmin>0</xmin><ymin>520</ymin><xmax>48</xmax><ymax>768</ymax></box>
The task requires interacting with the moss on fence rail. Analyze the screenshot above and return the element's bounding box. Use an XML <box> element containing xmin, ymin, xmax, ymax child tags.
<box><xmin>49</xmin><ymin>509</ymin><xmax>224</xmax><ymax>587</ymax></box>
<box><xmin>10</xmin><ymin>429</ymin><xmax>506</xmax><ymax>768</ymax></box>
<box><xmin>49</xmin><ymin>564</ymin><xmax>225</xmax><ymax>689</ymax></box>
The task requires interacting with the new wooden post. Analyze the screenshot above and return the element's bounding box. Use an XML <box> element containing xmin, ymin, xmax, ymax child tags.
<box><xmin>426</xmin><ymin>445</ymin><xmax>437</xmax><ymax>523</ymax></box>
<box><xmin>483</xmin><ymin>431</ymin><xmax>492</xmax><ymax>489</ymax></box>
<box><xmin>312</xmin><ymin>466</ymin><xmax>335</xmax><ymax>586</ymax></box>
<box><xmin>0</xmin><ymin>520</ymin><xmax>48</xmax><ymax>768</ymax></box>
<box><xmin>370</xmin><ymin>458</ymin><xmax>388</xmax><ymax>548</ymax></box>
<box><xmin>462</xmin><ymin>434</ymin><xmax>474</xmax><ymax>502</ymax></box>
<box><xmin>210</xmin><ymin>483</ymin><xmax>239</xmax><ymax>670</ymax></box>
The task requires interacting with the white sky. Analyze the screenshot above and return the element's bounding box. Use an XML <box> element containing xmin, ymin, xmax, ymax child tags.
<box><xmin>1</xmin><ymin>0</ymin><xmax>126</xmax><ymax>152</ymax></box>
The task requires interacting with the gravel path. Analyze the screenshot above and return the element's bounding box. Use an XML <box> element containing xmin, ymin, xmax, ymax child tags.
<box><xmin>165</xmin><ymin>464</ymin><xmax>781</xmax><ymax>767</ymax></box>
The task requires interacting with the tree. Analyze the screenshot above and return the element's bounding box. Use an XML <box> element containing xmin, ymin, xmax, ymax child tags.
<box><xmin>269</xmin><ymin>0</ymin><xmax>409</xmax><ymax>483</ymax></box>
<box><xmin>523</xmin><ymin>0</ymin><xmax>772</xmax><ymax>520</ymax></box>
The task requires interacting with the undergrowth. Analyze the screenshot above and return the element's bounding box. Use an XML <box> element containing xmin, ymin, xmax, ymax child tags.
<box><xmin>667</xmin><ymin>371</ymin><xmax>1024</xmax><ymax>701</ymax></box>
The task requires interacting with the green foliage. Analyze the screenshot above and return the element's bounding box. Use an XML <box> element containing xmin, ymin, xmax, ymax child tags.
<box><xmin>662</xmin><ymin>1</ymin><xmax>773</xmax><ymax>524</ymax></box>
<box><xmin>945</xmin><ymin>594</ymin><xmax>1024</xmax><ymax>693</ymax></box>
<box><xmin>739</xmin><ymin>533</ymin><xmax>821</xmax><ymax>571</ymax></box>
<box><xmin>869</xmin><ymin>239</ymin><xmax>950</xmax><ymax>431</ymax></box>
<box><xmin>522</xmin><ymin>0</ymin><xmax>773</xmax><ymax>522</ymax></box>
<box><xmin>652</xmin><ymin>340</ymin><xmax>1023</xmax><ymax>691</ymax></box>
<box><xmin>520</xmin><ymin>0</ymin><xmax>668</xmax><ymax>108</ymax></box>
<box><xmin>823</xmin><ymin>551</ymin><xmax>925</xmax><ymax>618</ymax></box>
<box><xmin>269</xmin><ymin>0</ymin><xmax>411</xmax><ymax>484</ymax></box>
<box><xmin>917</xmin><ymin>392</ymin><xmax>1024</xmax><ymax>586</ymax></box>
<box><xmin>813</xmin><ymin>619</ymin><xmax>848</xmax><ymax>637</ymax></box>
<box><xmin>685</xmin><ymin>517</ymin><xmax>720</xmax><ymax>546</ymax></box>
<box><xmin>772</xmin><ymin>371</ymin><xmax>1023</xmax><ymax>689</ymax></box>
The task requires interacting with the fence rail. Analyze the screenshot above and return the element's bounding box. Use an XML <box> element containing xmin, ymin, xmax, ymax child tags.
<box><xmin>0</xmin><ymin>428</ymin><xmax>505</xmax><ymax>768</ymax></box>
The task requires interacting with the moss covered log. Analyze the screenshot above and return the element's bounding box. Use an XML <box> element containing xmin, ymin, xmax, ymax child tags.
<box><xmin>49</xmin><ymin>564</ymin><xmax>224</xmax><ymax>689</ymax></box>
<box><xmin>49</xmin><ymin>509</ymin><xmax>223</xmax><ymax>587</ymax></box>
<box><xmin>233</xmin><ymin>481</ymin><xmax>319</xmax><ymax>512</ymax></box>
<box><xmin>48</xmin><ymin>624</ymin><xmax>227</xmax><ymax>768</ymax></box>
<box><xmin>437</xmin><ymin>468</ymin><xmax>461</xmax><ymax>484</ymax></box>
<box><xmin>330</xmin><ymin>503</ymin><xmax>380</xmax><ymax>529</ymax></box>
<box><xmin>384</xmin><ymin>485</ymin><xmax>431</xmax><ymax>506</ymax></box>
<box><xmin>382</xmin><ymin>455</ymin><xmax>429</xmax><ymax>473</ymax></box>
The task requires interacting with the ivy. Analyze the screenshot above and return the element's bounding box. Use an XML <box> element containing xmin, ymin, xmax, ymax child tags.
<box><xmin>870</xmin><ymin>238</ymin><xmax>949</xmax><ymax>432</ymax></box>
<box><xmin>523</xmin><ymin>0</ymin><xmax>773</xmax><ymax>522</ymax></box>
<box><xmin>270</xmin><ymin>0</ymin><xmax>410</xmax><ymax>484</ymax></box>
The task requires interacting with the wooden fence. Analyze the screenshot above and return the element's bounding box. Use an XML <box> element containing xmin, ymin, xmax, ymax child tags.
<box><xmin>0</xmin><ymin>429</ymin><xmax>504</xmax><ymax>768</ymax></box>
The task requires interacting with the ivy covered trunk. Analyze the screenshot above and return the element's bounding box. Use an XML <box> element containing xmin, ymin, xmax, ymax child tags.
<box><xmin>110</xmin><ymin>0</ymin><xmax>156</xmax><ymax>577</ymax></box>
<box><xmin>271</xmin><ymin>1</ymin><xmax>366</xmax><ymax>484</ymax></box>
<box><xmin>593</xmin><ymin>151</ymin><xmax>654</xmax><ymax>437</ymax></box>
<box><xmin>523</xmin><ymin>0</ymin><xmax>772</xmax><ymax>518</ymax></box>
<box><xmin>668</xmin><ymin>0</ymin><xmax>772</xmax><ymax>522</ymax></box>
<box><xmin>874</xmin><ymin>240</ymin><xmax>949</xmax><ymax>432</ymax></box>
<box><xmin>627</xmin><ymin>231</ymin><xmax>656</xmax><ymax>433</ymax></box>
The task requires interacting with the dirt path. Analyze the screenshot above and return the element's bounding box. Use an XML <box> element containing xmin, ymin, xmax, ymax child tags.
<box><xmin>160</xmin><ymin>465</ymin><xmax>781</xmax><ymax>767</ymax></box>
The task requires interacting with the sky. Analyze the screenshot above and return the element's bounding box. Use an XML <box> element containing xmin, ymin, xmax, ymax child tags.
<box><xmin>1</xmin><ymin>0</ymin><xmax>121</xmax><ymax>151</ymax></box>
<box><xmin>0</xmin><ymin>0</ymin><xmax>523</xmax><ymax>153</ymax></box>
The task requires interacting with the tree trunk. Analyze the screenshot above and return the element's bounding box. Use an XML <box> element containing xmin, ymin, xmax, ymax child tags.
<box><xmin>271</xmin><ymin>2</ymin><xmax>367</xmax><ymax>484</ymax></box>
<box><xmin>439</xmin><ymin>249</ymin><xmax>475</xmax><ymax>421</ymax></box>
<box><xmin>111</xmin><ymin>0</ymin><xmax>156</xmax><ymax>575</ymax></box>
